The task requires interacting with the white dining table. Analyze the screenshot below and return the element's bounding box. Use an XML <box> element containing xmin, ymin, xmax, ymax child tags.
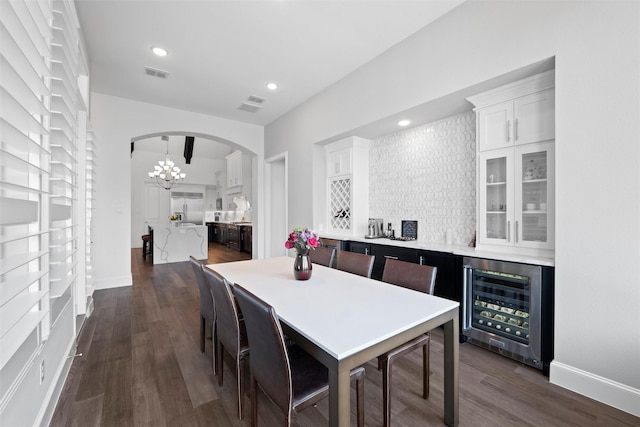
<box><xmin>207</xmin><ymin>256</ymin><xmax>459</xmax><ymax>426</ymax></box>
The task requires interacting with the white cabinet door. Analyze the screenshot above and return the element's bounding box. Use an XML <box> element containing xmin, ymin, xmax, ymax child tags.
<box><xmin>478</xmin><ymin>143</ymin><xmax>554</xmax><ymax>251</ymax></box>
<box><xmin>327</xmin><ymin>147</ymin><xmax>351</xmax><ymax>177</ymax></box>
<box><xmin>227</xmin><ymin>151</ymin><xmax>242</xmax><ymax>186</ymax></box>
<box><xmin>476</xmin><ymin>88</ymin><xmax>555</xmax><ymax>152</ymax></box>
<box><xmin>478</xmin><ymin>148</ymin><xmax>514</xmax><ymax>246</ymax></box>
<box><xmin>514</xmin><ymin>142</ymin><xmax>555</xmax><ymax>250</ymax></box>
<box><xmin>514</xmin><ymin>89</ymin><xmax>555</xmax><ymax>146</ymax></box>
<box><xmin>477</xmin><ymin>101</ymin><xmax>514</xmax><ymax>151</ymax></box>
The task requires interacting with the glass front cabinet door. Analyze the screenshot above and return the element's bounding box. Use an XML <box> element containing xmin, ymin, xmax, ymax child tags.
<box><xmin>478</xmin><ymin>142</ymin><xmax>554</xmax><ymax>250</ymax></box>
<box><xmin>515</xmin><ymin>142</ymin><xmax>555</xmax><ymax>250</ymax></box>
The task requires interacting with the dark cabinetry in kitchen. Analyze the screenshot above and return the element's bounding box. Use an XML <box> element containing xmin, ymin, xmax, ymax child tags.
<box><xmin>212</xmin><ymin>223</ymin><xmax>227</xmax><ymax>244</ymax></box>
<box><xmin>206</xmin><ymin>222</ymin><xmax>215</xmax><ymax>242</ymax></box>
<box><xmin>417</xmin><ymin>250</ymin><xmax>462</xmax><ymax>303</ymax></box>
<box><xmin>227</xmin><ymin>225</ymin><xmax>240</xmax><ymax>251</ymax></box>
<box><xmin>346</xmin><ymin>241</ymin><xmax>371</xmax><ymax>255</ymax></box>
<box><xmin>240</xmin><ymin>225</ymin><xmax>252</xmax><ymax>255</ymax></box>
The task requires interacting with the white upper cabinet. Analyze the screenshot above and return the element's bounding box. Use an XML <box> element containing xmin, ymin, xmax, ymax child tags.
<box><xmin>469</xmin><ymin>70</ymin><xmax>556</xmax><ymax>256</ymax></box>
<box><xmin>327</xmin><ymin>147</ymin><xmax>352</xmax><ymax>177</ymax></box>
<box><xmin>225</xmin><ymin>151</ymin><xmax>252</xmax><ymax>199</ymax></box>
<box><xmin>469</xmin><ymin>71</ymin><xmax>555</xmax><ymax>152</ymax></box>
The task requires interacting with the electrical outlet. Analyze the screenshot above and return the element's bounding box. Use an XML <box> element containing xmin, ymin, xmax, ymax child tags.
<box><xmin>40</xmin><ymin>360</ymin><xmax>45</xmax><ymax>384</ymax></box>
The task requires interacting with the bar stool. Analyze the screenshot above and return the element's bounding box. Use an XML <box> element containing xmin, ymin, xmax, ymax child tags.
<box><xmin>141</xmin><ymin>234</ymin><xmax>152</xmax><ymax>260</ymax></box>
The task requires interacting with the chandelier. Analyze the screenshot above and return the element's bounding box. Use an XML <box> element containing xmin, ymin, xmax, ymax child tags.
<box><xmin>147</xmin><ymin>136</ymin><xmax>186</xmax><ymax>190</ymax></box>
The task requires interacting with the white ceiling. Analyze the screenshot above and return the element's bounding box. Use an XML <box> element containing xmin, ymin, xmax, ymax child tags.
<box><xmin>75</xmin><ymin>0</ymin><xmax>466</xmax><ymax>129</ymax></box>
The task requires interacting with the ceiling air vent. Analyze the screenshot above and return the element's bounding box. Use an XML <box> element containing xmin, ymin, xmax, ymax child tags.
<box><xmin>144</xmin><ymin>66</ymin><xmax>169</xmax><ymax>79</ymax></box>
<box><xmin>238</xmin><ymin>102</ymin><xmax>261</xmax><ymax>113</ymax></box>
<box><xmin>247</xmin><ymin>95</ymin><xmax>266</xmax><ymax>104</ymax></box>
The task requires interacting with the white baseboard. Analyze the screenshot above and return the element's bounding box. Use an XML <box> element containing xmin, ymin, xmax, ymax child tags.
<box><xmin>550</xmin><ymin>360</ymin><xmax>640</xmax><ymax>417</ymax></box>
<box><xmin>94</xmin><ymin>274</ymin><xmax>132</xmax><ymax>290</ymax></box>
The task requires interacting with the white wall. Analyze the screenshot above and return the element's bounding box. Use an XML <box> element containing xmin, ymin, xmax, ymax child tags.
<box><xmin>91</xmin><ymin>93</ymin><xmax>264</xmax><ymax>289</ymax></box>
<box><xmin>265</xmin><ymin>0</ymin><xmax>640</xmax><ymax>416</ymax></box>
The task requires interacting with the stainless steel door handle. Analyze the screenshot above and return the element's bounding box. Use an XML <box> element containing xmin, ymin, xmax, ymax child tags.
<box><xmin>506</xmin><ymin>120</ymin><xmax>511</xmax><ymax>142</ymax></box>
<box><xmin>462</xmin><ymin>265</ymin><xmax>473</xmax><ymax>329</ymax></box>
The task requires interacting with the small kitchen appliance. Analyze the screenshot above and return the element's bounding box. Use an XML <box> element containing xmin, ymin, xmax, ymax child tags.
<box><xmin>365</xmin><ymin>218</ymin><xmax>384</xmax><ymax>239</ymax></box>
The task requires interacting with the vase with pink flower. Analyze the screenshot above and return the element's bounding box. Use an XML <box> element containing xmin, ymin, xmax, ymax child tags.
<box><xmin>285</xmin><ymin>227</ymin><xmax>319</xmax><ymax>280</ymax></box>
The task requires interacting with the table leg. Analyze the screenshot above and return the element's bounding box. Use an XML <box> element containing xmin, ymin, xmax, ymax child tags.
<box><xmin>328</xmin><ymin>363</ymin><xmax>351</xmax><ymax>426</ymax></box>
<box><xmin>443</xmin><ymin>315</ymin><xmax>459</xmax><ymax>426</ymax></box>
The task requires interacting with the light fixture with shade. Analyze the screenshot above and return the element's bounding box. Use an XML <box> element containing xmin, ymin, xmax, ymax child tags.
<box><xmin>398</xmin><ymin>119</ymin><xmax>411</xmax><ymax>127</ymax></box>
<box><xmin>148</xmin><ymin>136</ymin><xmax>186</xmax><ymax>190</ymax></box>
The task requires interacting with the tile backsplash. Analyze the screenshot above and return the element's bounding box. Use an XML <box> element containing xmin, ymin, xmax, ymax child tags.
<box><xmin>369</xmin><ymin>111</ymin><xmax>476</xmax><ymax>244</ymax></box>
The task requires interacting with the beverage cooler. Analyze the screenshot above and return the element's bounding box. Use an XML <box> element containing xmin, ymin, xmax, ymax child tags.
<box><xmin>462</xmin><ymin>257</ymin><xmax>554</xmax><ymax>374</ymax></box>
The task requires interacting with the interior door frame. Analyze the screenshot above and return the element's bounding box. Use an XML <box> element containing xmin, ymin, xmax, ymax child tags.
<box><xmin>264</xmin><ymin>152</ymin><xmax>288</xmax><ymax>258</ymax></box>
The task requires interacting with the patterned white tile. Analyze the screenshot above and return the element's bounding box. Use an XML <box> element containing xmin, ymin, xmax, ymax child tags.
<box><xmin>370</xmin><ymin>111</ymin><xmax>476</xmax><ymax>244</ymax></box>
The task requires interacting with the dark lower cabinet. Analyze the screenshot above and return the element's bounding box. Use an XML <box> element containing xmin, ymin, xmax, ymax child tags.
<box><xmin>214</xmin><ymin>223</ymin><xmax>227</xmax><ymax>244</ymax></box>
<box><xmin>346</xmin><ymin>241</ymin><xmax>371</xmax><ymax>255</ymax></box>
<box><xmin>417</xmin><ymin>250</ymin><xmax>462</xmax><ymax>303</ymax></box>
<box><xmin>206</xmin><ymin>222</ymin><xmax>215</xmax><ymax>242</ymax></box>
<box><xmin>240</xmin><ymin>225</ymin><xmax>252</xmax><ymax>255</ymax></box>
<box><xmin>227</xmin><ymin>225</ymin><xmax>240</xmax><ymax>251</ymax></box>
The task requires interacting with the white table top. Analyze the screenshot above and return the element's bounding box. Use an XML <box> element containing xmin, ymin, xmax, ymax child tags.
<box><xmin>208</xmin><ymin>256</ymin><xmax>459</xmax><ymax>360</ymax></box>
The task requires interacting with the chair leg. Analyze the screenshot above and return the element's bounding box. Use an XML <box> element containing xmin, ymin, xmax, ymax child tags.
<box><xmin>236</xmin><ymin>358</ymin><xmax>244</xmax><ymax>420</ymax></box>
<box><xmin>250</xmin><ymin>376</ymin><xmax>258</xmax><ymax>427</ymax></box>
<box><xmin>217</xmin><ymin>343</ymin><xmax>224</xmax><ymax>387</ymax></box>
<box><xmin>423</xmin><ymin>341</ymin><xmax>430</xmax><ymax>399</ymax></box>
<box><xmin>142</xmin><ymin>240</ymin><xmax>147</xmax><ymax>260</ymax></box>
<box><xmin>200</xmin><ymin>317</ymin><xmax>206</xmax><ymax>353</ymax></box>
<box><xmin>382</xmin><ymin>359</ymin><xmax>392</xmax><ymax>427</ymax></box>
<box><xmin>212</xmin><ymin>325</ymin><xmax>218</xmax><ymax>376</ymax></box>
<box><xmin>356</xmin><ymin>376</ymin><xmax>364</xmax><ymax>427</ymax></box>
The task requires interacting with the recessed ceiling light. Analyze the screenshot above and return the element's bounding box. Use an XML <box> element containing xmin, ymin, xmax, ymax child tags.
<box><xmin>398</xmin><ymin>119</ymin><xmax>411</xmax><ymax>127</ymax></box>
<box><xmin>152</xmin><ymin>46</ymin><xmax>168</xmax><ymax>57</ymax></box>
<box><xmin>266</xmin><ymin>82</ymin><xmax>278</xmax><ymax>90</ymax></box>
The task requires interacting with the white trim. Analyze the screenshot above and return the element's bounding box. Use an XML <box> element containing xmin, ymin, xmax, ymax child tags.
<box><xmin>550</xmin><ymin>360</ymin><xmax>640</xmax><ymax>417</ymax></box>
<box><xmin>93</xmin><ymin>275</ymin><xmax>132</xmax><ymax>290</ymax></box>
<box><xmin>264</xmin><ymin>152</ymin><xmax>288</xmax><ymax>259</ymax></box>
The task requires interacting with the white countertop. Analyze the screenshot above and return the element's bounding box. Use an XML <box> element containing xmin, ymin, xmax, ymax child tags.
<box><xmin>319</xmin><ymin>232</ymin><xmax>555</xmax><ymax>266</ymax></box>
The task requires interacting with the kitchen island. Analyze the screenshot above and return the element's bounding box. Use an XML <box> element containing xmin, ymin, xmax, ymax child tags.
<box><xmin>148</xmin><ymin>223</ymin><xmax>208</xmax><ymax>264</ymax></box>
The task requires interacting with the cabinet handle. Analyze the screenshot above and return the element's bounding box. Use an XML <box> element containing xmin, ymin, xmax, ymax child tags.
<box><xmin>384</xmin><ymin>255</ymin><xmax>399</xmax><ymax>260</ymax></box>
<box><xmin>506</xmin><ymin>120</ymin><xmax>511</xmax><ymax>142</ymax></box>
<box><xmin>514</xmin><ymin>118</ymin><xmax>519</xmax><ymax>141</ymax></box>
<box><xmin>515</xmin><ymin>221</ymin><xmax>519</xmax><ymax>243</ymax></box>
<box><xmin>507</xmin><ymin>220</ymin><xmax>511</xmax><ymax>242</ymax></box>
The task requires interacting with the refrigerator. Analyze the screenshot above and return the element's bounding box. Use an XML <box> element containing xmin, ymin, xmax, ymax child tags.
<box><xmin>170</xmin><ymin>191</ymin><xmax>204</xmax><ymax>225</ymax></box>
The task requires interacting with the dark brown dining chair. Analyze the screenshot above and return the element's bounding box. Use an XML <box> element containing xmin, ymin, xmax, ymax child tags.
<box><xmin>233</xmin><ymin>284</ymin><xmax>365</xmax><ymax>427</ymax></box>
<box><xmin>189</xmin><ymin>256</ymin><xmax>217</xmax><ymax>374</ymax></box>
<box><xmin>308</xmin><ymin>246</ymin><xmax>336</xmax><ymax>268</ymax></box>
<box><xmin>203</xmin><ymin>266</ymin><xmax>250</xmax><ymax>420</ymax></box>
<box><xmin>335</xmin><ymin>251</ymin><xmax>375</xmax><ymax>278</ymax></box>
<box><xmin>378</xmin><ymin>258</ymin><xmax>437</xmax><ymax>427</ymax></box>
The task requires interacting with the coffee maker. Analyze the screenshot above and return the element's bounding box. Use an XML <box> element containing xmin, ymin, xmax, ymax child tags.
<box><xmin>365</xmin><ymin>218</ymin><xmax>384</xmax><ymax>239</ymax></box>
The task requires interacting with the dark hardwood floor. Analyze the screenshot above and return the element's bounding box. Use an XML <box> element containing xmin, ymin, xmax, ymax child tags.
<box><xmin>50</xmin><ymin>244</ymin><xmax>639</xmax><ymax>426</ymax></box>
